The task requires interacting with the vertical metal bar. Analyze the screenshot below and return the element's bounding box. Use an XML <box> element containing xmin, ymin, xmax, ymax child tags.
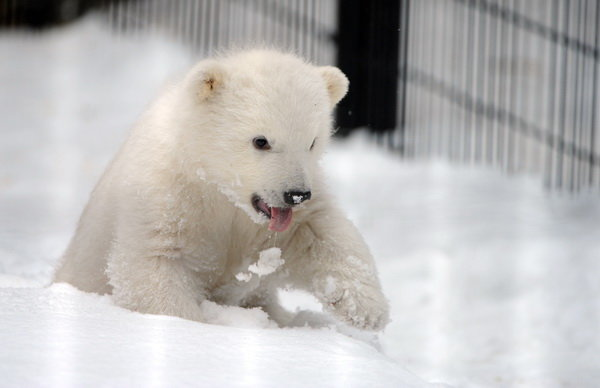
<box><xmin>564</xmin><ymin>0</ymin><xmax>577</xmax><ymax>191</ymax></box>
<box><xmin>223</xmin><ymin>0</ymin><xmax>231</xmax><ymax>48</ymax></box>
<box><xmin>476</xmin><ymin>0</ymin><xmax>489</xmax><ymax>165</ymax></box>
<box><xmin>448</xmin><ymin>0</ymin><xmax>458</xmax><ymax>160</ymax></box>
<box><xmin>438</xmin><ymin>0</ymin><xmax>448</xmax><ymax>158</ymax></box>
<box><xmin>191</xmin><ymin>0</ymin><xmax>200</xmax><ymax>53</ymax></box>
<box><xmin>590</xmin><ymin>0</ymin><xmax>600</xmax><ymax>187</ymax></box>
<box><xmin>496</xmin><ymin>0</ymin><xmax>508</xmax><ymax>170</ymax></box>
<box><xmin>432</xmin><ymin>0</ymin><xmax>442</xmax><ymax>157</ymax></box>
<box><xmin>302</xmin><ymin>0</ymin><xmax>308</xmax><ymax>58</ymax></box>
<box><xmin>300</xmin><ymin>0</ymin><xmax>307</xmax><ymax>57</ymax></box>
<box><xmin>463</xmin><ymin>0</ymin><xmax>476</xmax><ymax>163</ymax></box>
<box><xmin>316</xmin><ymin>0</ymin><xmax>323</xmax><ymax>63</ymax></box>
<box><xmin>183</xmin><ymin>0</ymin><xmax>191</xmax><ymax>48</ymax></box>
<box><xmin>397</xmin><ymin>0</ymin><xmax>411</xmax><ymax>154</ymax></box>
<box><xmin>470</xmin><ymin>0</ymin><xmax>482</xmax><ymax>164</ymax></box>
<box><xmin>490</xmin><ymin>0</ymin><xmax>502</xmax><ymax>168</ymax></box>
<box><xmin>214</xmin><ymin>0</ymin><xmax>221</xmax><ymax>51</ymax></box>
<box><xmin>574</xmin><ymin>0</ymin><xmax>590</xmax><ymax>190</ymax></box>
<box><xmin>459</xmin><ymin>0</ymin><xmax>469</xmax><ymax>163</ymax></box>
<box><xmin>542</xmin><ymin>1</ymin><xmax>556</xmax><ymax>187</ymax></box>
<box><xmin>275</xmin><ymin>0</ymin><xmax>282</xmax><ymax>50</ymax></box>
<box><xmin>547</xmin><ymin>0</ymin><xmax>559</xmax><ymax>188</ymax></box>
<box><xmin>418</xmin><ymin>0</ymin><xmax>428</xmax><ymax>158</ymax></box>
<box><xmin>518</xmin><ymin>0</ymin><xmax>530</xmax><ymax>173</ymax></box>
<box><xmin>107</xmin><ymin>0</ymin><xmax>115</xmax><ymax>33</ymax></box>
<box><xmin>115</xmin><ymin>0</ymin><xmax>122</xmax><ymax>38</ymax></box>
<box><xmin>513</xmin><ymin>0</ymin><xmax>524</xmax><ymax>173</ymax></box>
<box><xmin>282</xmin><ymin>0</ymin><xmax>289</xmax><ymax>50</ymax></box>
<box><xmin>427</xmin><ymin>0</ymin><xmax>437</xmax><ymax>156</ymax></box>
<box><xmin>486</xmin><ymin>1</ymin><xmax>497</xmax><ymax>166</ymax></box>
<box><xmin>506</xmin><ymin>0</ymin><xmax>519</xmax><ymax>173</ymax></box>
<box><xmin>556</xmin><ymin>0</ymin><xmax>570</xmax><ymax>190</ymax></box>
<box><xmin>416</xmin><ymin>0</ymin><xmax>427</xmax><ymax>158</ymax></box>
<box><xmin>177</xmin><ymin>0</ymin><xmax>184</xmax><ymax>45</ymax></box>
<box><xmin>295</xmin><ymin>0</ymin><xmax>301</xmax><ymax>53</ymax></box>
<box><xmin>258</xmin><ymin>0</ymin><xmax>265</xmax><ymax>46</ymax></box>
<box><xmin>208</xmin><ymin>0</ymin><xmax>215</xmax><ymax>54</ymax></box>
<box><xmin>310</xmin><ymin>0</ymin><xmax>316</xmax><ymax>62</ymax></box>
<box><xmin>405</xmin><ymin>0</ymin><xmax>418</xmax><ymax>158</ymax></box>
<box><xmin>569</xmin><ymin>0</ymin><xmax>582</xmax><ymax>191</ymax></box>
<box><xmin>579</xmin><ymin>0</ymin><xmax>593</xmax><ymax>189</ymax></box>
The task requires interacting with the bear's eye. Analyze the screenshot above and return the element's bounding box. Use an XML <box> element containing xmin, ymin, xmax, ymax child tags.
<box><xmin>252</xmin><ymin>136</ymin><xmax>271</xmax><ymax>150</ymax></box>
<box><xmin>310</xmin><ymin>138</ymin><xmax>317</xmax><ymax>151</ymax></box>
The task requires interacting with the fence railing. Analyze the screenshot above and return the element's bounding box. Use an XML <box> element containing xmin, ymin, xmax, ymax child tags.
<box><xmin>395</xmin><ymin>0</ymin><xmax>600</xmax><ymax>192</ymax></box>
<box><xmin>101</xmin><ymin>0</ymin><xmax>337</xmax><ymax>65</ymax></box>
<box><xmin>1</xmin><ymin>0</ymin><xmax>337</xmax><ymax>65</ymax></box>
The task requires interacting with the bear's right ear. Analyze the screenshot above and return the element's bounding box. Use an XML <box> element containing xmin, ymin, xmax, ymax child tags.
<box><xmin>189</xmin><ymin>60</ymin><xmax>225</xmax><ymax>102</ymax></box>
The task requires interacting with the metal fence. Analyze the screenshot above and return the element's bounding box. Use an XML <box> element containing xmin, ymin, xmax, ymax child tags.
<box><xmin>395</xmin><ymin>0</ymin><xmax>600</xmax><ymax>192</ymax></box>
<box><xmin>0</xmin><ymin>0</ymin><xmax>337</xmax><ymax>64</ymax></box>
<box><xmin>103</xmin><ymin>0</ymin><xmax>337</xmax><ymax>65</ymax></box>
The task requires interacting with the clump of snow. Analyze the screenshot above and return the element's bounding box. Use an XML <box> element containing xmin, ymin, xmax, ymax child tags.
<box><xmin>234</xmin><ymin>271</ymin><xmax>252</xmax><ymax>282</ymax></box>
<box><xmin>199</xmin><ymin>300</ymin><xmax>276</xmax><ymax>329</ymax></box>
<box><xmin>236</xmin><ymin>247</ymin><xmax>284</xmax><ymax>283</ymax></box>
<box><xmin>249</xmin><ymin>247</ymin><xmax>283</xmax><ymax>276</ymax></box>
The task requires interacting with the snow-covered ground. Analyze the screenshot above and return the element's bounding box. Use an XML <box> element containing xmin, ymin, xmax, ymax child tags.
<box><xmin>1</xmin><ymin>17</ymin><xmax>599</xmax><ymax>388</ymax></box>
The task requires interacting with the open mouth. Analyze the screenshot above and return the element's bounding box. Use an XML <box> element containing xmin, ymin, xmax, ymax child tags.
<box><xmin>252</xmin><ymin>194</ymin><xmax>293</xmax><ymax>232</ymax></box>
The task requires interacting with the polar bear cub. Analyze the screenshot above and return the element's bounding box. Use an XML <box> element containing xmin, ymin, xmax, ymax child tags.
<box><xmin>53</xmin><ymin>49</ymin><xmax>389</xmax><ymax>330</ymax></box>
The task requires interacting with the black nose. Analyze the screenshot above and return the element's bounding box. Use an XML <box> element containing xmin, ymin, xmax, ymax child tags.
<box><xmin>283</xmin><ymin>191</ymin><xmax>312</xmax><ymax>206</ymax></box>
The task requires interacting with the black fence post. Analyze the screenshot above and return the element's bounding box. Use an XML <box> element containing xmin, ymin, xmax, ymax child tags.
<box><xmin>335</xmin><ymin>0</ymin><xmax>401</xmax><ymax>135</ymax></box>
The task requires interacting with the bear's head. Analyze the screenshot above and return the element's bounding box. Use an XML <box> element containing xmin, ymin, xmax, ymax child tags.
<box><xmin>177</xmin><ymin>49</ymin><xmax>348</xmax><ymax>232</ymax></box>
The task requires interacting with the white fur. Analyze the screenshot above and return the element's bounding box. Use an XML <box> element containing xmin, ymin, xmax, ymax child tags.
<box><xmin>53</xmin><ymin>49</ymin><xmax>389</xmax><ymax>330</ymax></box>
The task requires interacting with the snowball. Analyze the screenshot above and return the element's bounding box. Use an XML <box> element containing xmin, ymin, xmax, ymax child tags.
<box><xmin>248</xmin><ymin>247</ymin><xmax>284</xmax><ymax>276</ymax></box>
<box><xmin>235</xmin><ymin>272</ymin><xmax>252</xmax><ymax>282</ymax></box>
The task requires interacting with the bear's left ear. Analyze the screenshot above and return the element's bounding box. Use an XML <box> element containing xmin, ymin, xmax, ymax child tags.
<box><xmin>189</xmin><ymin>60</ymin><xmax>225</xmax><ymax>102</ymax></box>
<box><xmin>318</xmin><ymin>66</ymin><xmax>349</xmax><ymax>107</ymax></box>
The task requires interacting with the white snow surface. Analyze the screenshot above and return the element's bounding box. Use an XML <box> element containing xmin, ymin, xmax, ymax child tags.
<box><xmin>1</xmin><ymin>17</ymin><xmax>600</xmax><ymax>388</ymax></box>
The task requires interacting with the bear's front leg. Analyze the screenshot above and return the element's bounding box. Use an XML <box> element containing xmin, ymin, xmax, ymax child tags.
<box><xmin>287</xmin><ymin>207</ymin><xmax>389</xmax><ymax>330</ymax></box>
<box><xmin>107</xmin><ymin>241</ymin><xmax>206</xmax><ymax>322</ymax></box>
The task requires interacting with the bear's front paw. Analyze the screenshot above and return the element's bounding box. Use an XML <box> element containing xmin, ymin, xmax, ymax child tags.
<box><xmin>317</xmin><ymin>277</ymin><xmax>389</xmax><ymax>331</ymax></box>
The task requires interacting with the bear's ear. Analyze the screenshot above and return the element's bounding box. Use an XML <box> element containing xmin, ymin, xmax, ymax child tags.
<box><xmin>318</xmin><ymin>66</ymin><xmax>349</xmax><ymax>107</ymax></box>
<box><xmin>190</xmin><ymin>60</ymin><xmax>225</xmax><ymax>101</ymax></box>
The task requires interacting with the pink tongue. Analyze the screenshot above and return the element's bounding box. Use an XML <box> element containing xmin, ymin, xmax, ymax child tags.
<box><xmin>268</xmin><ymin>207</ymin><xmax>293</xmax><ymax>232</ymax></box>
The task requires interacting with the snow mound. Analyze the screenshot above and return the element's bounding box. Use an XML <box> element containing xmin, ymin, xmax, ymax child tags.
<box><xmin>0</xmin><ymin>280</ymin><xmax>435</xmax><ymax>388</ymax></box>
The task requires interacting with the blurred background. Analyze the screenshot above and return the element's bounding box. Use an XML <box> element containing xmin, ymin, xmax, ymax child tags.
<box><xmin>3</xmin><ymin>0</ymin><xmax>599</xmax><ymax>191</ymax></box>
<box><xmin>1</xmin><ymin>1</ymin><xmax>600</xmax><ymax>387</ymax></box>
